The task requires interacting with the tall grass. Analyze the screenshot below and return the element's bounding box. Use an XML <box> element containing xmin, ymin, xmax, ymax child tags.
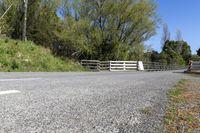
<box><xmin>0</xmin><ymin>38</ymin><xmax>85</xmax><ymax>72</ymax></box>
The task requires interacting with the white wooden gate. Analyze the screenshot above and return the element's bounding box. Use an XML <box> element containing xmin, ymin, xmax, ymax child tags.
<box><xmin>81</xmin><ymin>60</ymin><xmax>142</xmax><ymax>71</ymax></box>
<box><xmin>109</xmin><ymin>61</ymin><xmax>138</xmax><ymax>71</ymax></box>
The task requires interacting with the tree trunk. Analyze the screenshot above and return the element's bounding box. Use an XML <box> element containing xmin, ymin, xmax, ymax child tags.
<box><xmin>22</xmin><ymin>0</ymin><xmax>28</xmax><ymax>41</ymax></box>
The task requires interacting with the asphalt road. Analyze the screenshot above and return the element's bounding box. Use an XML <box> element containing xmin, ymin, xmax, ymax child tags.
<box><xmin>0</xmin><ymin>71</ymin><xmax>191</xmax><ymax>133</ymax></box>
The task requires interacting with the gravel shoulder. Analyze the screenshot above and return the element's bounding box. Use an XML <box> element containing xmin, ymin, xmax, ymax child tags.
<box><xmin>0</xmin><ymin>71</ymin><xmax>193</xmax><ymax>132</ymax></box>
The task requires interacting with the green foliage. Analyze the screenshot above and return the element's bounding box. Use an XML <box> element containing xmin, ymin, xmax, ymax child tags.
<box><xmin>0</xmin><ymin>0</ymin><xmax>22</xmax><ymax>36</ymax></box>
<box><xmin>191</xmin><ymin>54</ymin><xmax>200</xmax><ymax>61</ymax></box>
<box><xmin>58</xmin><ymin>0</ymin><xmax>159</xmax><ymax>60</ymax></box>
<box><xmin>144</xmin><ymin>40</ymin><xmax>192</xmax><ymax>65</ymax></box>
<box><xmin>0</xmin><ymin>0</ymin><xmax>60</xmax><ymax>46</ymax></box>
<box><xmin>0</xmin><ymin>0</ymin><xmax>194</xmax><ymax>68</ymax></box>
<box><xmin>0</xmin><ymin>0</ymin><xmax>194</xmax><ymax>69</ymax></box>
<box><xmin>0</xmin><ymin>0</ymin><xmax>159</xmax><ymax>61</ymax></box>
<box><xmin>26</xmin><ymin>0</ymin><xmax>60</xmax><ymax>47</ymax></box>
<box><xmin>0</xmin><ymin>38</ymin><xmax>85</xmax><ymax>72</ymax></box>
<box><xmin>128</xmin><ymin>44</ymin><xmax>145</xmax><ymax>60</ymax></box>
<box><xmin>161</xmin><ymin>40</ymin><xmax>192</xmax><ymax>65</ymax></box>
<box><xmin>197</xmin><ymin>48</ymin><xmax>200</xmax><ymax>56</ymax></box>
<box><xmin>149</xmin><ymin>50</ymin><xmax>160</xmax><ymax>62</ymax></box>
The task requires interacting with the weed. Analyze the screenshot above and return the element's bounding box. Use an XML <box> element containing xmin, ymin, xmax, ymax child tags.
<box><xmin>140</xmin><ymin>106</ymin><xmax>153</xmax><ymax>115</ymax></box>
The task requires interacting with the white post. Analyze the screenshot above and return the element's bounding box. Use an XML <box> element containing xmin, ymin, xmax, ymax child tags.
<box><xmin>123</xmin><ymin>62</ymin><xmax>126</xmax><ymax>71</ymax></box>
<box><xmin>138</xmin><ymin>61</ymin><xmax>144</xmax><ymax>71</ymax></box>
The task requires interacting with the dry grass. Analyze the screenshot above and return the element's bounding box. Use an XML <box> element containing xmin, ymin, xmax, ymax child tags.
<box><xmin>164</xmin><ymin>79</ymin><xmax>200</xmax><ymax>133</ymax></box>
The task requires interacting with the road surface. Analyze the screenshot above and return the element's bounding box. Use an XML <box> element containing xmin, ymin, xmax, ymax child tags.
<box><xmin>0</xmin><ymin>71</ymin><xmax>191</xmax><ymax>132</ymax></box>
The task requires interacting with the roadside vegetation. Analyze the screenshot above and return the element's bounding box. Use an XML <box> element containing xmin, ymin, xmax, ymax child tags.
<box><xmin>0</xmin><ymin>1</ymin><xmax>197</xmax><ymax>62</ymax></box>
<box><xmin>0</xmin><ymin>38</ymin><xmax>85</xmax><ymax>72</ymax></box>
<box><xmin>164</xmin><ymin>79</ymin><xmax>200</xmax><ymax>132</ymax></box>
<box><xmin>0</xmin><ymin>0</ymin><xmax>199</xmax><ymax>71</ymax></box>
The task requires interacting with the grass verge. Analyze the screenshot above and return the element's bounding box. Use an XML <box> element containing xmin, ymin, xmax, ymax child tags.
<box><xmin>164</xmin><ymin>79</ymin><xmax>200</xmax><ymax>133</ymax></box>
<box><xmin>0</xmin><ymin>38</ymin><xmax>86</xmax><ymax>72</ymax></box>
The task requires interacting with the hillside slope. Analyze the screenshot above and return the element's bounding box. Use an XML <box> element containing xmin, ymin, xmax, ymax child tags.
<box><xmin>0</xmin><ymin>38</ymin><xmax>84</xmax><ymax>72</ymax></box>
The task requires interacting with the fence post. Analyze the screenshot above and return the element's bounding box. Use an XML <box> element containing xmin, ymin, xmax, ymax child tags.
<box><xmin>97</xmin><ymin>60</ymin><xmax>100</xmax><ymax>71</ymax></box>
<box><xmin>123</xmin><ymin>62</ymin><xmax>126</xmax><ymax>71</ymax></box>
<box><xmin>81</xmin><ymin>60</ymin><xmax>83</xmax><ymax>66</ymax></box>
<box><xmin>187</xmin><ymin>60</ymin><xmax>193</xmax><ymax>72</ymax></box>
<box><xmin>138</xmin><ymin>61</ymin><xmax>144</xmax><ymax>71</ymax></box>
<box><xmin>109</xmin><ymin>61</ymin><xmax>112</xmax><ymax>71</ymax></box>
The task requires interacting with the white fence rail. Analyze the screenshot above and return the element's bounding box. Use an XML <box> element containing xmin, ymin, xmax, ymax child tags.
<box><xmin>109</xmin><ymin>61</ymin><xmax>138</xmax><ymax>71</ymax></box>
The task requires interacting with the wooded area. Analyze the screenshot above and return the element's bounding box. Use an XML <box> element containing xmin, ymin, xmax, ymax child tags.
<box><xmin>0</xmin><ymin>0</ymin><xmax>199</xmax><ymax>66</ymax></box>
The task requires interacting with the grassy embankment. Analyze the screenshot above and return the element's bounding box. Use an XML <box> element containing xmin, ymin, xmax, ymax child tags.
<box><xmin>0</xmin><ymin>38</ymin><xmax>85</xmax><ymax>72</ymax></box>
<box><xmin>164</xmin><ymin>79</ymin><xmax>200</xmax><ymax>132</ymax></box>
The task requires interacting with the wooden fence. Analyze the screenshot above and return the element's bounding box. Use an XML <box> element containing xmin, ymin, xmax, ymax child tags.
<box><xmin>100</xmin><ymin>61</ymin><xmax>110</xmax><ymax>71</ymax></box>
<box><xmin>143</xmin><ymin>62</ymin><xmax>183</xmax><ymax>71</ymax></box>
<box><xmin>187</xmin><ymin>61</ymin><xmax>200</xmax><ymax>72</ymax></box>
<box><xmin>81</xmin><ymin>60</ymin><xmax>139</xmax><ymax>71</ymax></box>
<box><xmin>81</xmin><ymin>60</ymin><xmax>185</xmax><ymax>71</ymax></box>
<box><xmin>81</xmin><ymin>60</ymin><xmax>100</xmax><ymax>71</ymax></box>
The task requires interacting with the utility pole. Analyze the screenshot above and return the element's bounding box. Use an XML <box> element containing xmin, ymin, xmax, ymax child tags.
<box><xmin>22</xmin><ymin>0</ymin><xmax>28</xmax><ymax>41</ymax></box>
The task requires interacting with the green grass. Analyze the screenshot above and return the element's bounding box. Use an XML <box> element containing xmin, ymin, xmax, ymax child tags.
<box><xmin>167</xmin><ymin>79</ymin><xmax>187</xmax><ymax>103</ymax></box>
<box><xmin>0</xmin><ymin>38</ymin><xmax>85</xmax><ymax>72</ymax></box>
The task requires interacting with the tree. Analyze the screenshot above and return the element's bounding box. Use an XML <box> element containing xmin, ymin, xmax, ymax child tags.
<box><xmin>176</xmin><ymin>29</ymin><xmax>182</xmax><ymax>41</ymax></box>
<box><xmin>0</xmin><ymin>3</ymin><xmax>13</xmax><ymax>35</ymax></box>
<box><xmin>161</xmin><ymin>40</ymin><xmax>192</xmax><ymax>65</ymax></box>
<box><xmin>161</xmin><ymin>23</ymin><xmax>170</xmax><ymax>49</ymax></box>
<box><xmin>0</xmin><ymin>0</ymin><xmax>159</xmax><ymax>61</ymax></box>
<box><xmin>150</xmin><ymin>50</ymin><xmax>160</xmax><ymax>62</ymax></box>
<box><xmin>26</xmin><ymin>0</ymin><xmax>60</xmax><ymax>46</ymax></box>
<box><xmin>0</xmin><ymin>2</ymin><xmax>13</xmax><ymax>20</ymax></box>
<box><xmin>59</xmin><ymin>0</ymin><xmax>159</xmax><ymax>60</ymax></box>
<box><xmin>197</xmin><ymin>48</ymin><xmax>200</xmax><ymax>56</ymax></box>
<box><xmin>191</xmin><ymin>55</ymin><xmax>200</xmax><ymax>61</ymax></box>
<box><xmin>22</xmin><ymin>0</ymin><xmax>28</xmax><ymax>41</ymax></box>
<box><xmin>0</xmin><ymin>0</ymin><xmax>60</xmax><ymax>45</ymax></box>
<box><xmin>180</xmin><ymin>41</ymin><xmax>192</xmax><ymax>63</ymax></box>
<box><xmin>0</xmin><ymin>0</ymin><xmax>21</xmax><ymax>36</ymax></box>
<box><xmin>176</xmin><ymin>29</ymin><xmax>184</xmax><ymax>53</ymax></box>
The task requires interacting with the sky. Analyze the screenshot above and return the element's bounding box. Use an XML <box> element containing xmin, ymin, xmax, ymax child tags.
<box><xmin>147</xmin><ymin>0</ymin><xmax>200</xmax><ymax>54</ymax></box>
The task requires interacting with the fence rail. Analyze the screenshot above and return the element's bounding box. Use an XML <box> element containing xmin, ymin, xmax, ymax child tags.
<box><xmin>81</xmin><ymin>60</ymin><xmax>185</xmax><ymax>72</ymax></box>
<box><xmin>143</xmin><ymin>62</ymin><xmax>184</xmax><ymax>71</ymax></box>
<box><xmin>81</xmin><ymin>60</ymin><xmax>139</xmax><ymax>71</ymax></box>
<box><xmin>109</xmin><ymin>61</ymin><xmax>138</xmax><ymax>71</ymax></box>
<box><xmin>100</xmin><ymin>61</ymin><xmax>110</xmax><ymax>71</ymax></box>
<box><xmin>81</xmin><ymin>60</ymin><xmax>100</xmax><ymax>71</ymax></box>
<box><xmin>188</xmin><ymin>61</ymin><xmax>200</xmax><ymax>72</ymax></box>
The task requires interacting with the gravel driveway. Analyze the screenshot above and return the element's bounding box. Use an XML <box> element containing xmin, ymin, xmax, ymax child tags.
<box><xmin>0</xmin><ymin>71</ymin><xmax>190</xmax><ymax>133</ymax></box>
